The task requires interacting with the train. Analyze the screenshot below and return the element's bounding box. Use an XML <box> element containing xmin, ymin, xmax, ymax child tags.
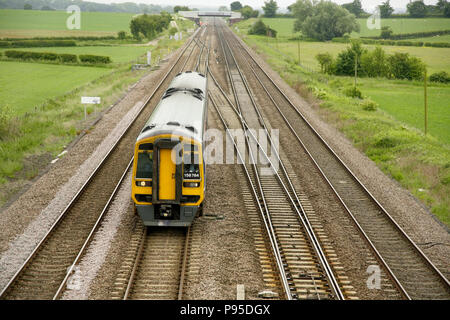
<box><xmin>131</xmin><ymin>71</ymin><xmax>208</xmax><ymax>227</ymax></box>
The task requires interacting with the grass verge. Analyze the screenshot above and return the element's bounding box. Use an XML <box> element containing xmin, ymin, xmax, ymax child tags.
<box><xmin>0</xmin><ymin>30</ymin><xmax>190</xmax><ymax>208</ymax></box>
<box><xmin>234</xmin><ymin>29</ymin><xmax>450</xmax><ymax>227</ymax></box>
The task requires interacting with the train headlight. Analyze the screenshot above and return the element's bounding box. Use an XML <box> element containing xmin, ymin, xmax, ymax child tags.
<box><xmin>183</xmin><ymin>182</ymin><xmax>200</xmax><ymax>188</ymax></box>
<box><xmin>136</xmin><ymin>181</ymin><xmax>151</xmax><ymax>187</ymax></box>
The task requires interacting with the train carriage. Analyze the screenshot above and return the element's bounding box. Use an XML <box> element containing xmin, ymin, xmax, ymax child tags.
<box><xmin>131</xmin><ymin>71</ymin><xmax>207</xmax><ymax>226</ymax></box>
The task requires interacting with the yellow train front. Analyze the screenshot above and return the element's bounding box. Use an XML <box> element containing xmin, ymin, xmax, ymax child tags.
<box><xmin>131</xmin><ymin>71</ymin><xmax>207</xmax><ymax>227</ymax></box>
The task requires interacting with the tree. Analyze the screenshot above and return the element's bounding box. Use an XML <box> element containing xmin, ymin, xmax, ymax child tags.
<box><xmin>174</xmin><ymin>6</ymin><xmax>190</xmax><ymax>13</ymax></box>
<box><xmin>240</xmin><ymin>5</ymin><xmax>259</xmax><ymax>19</ymax></box>
<box><xmin>290</xmin><ymin>0</ymin><xmax>315</xmax><ymax>32</ymax></box>
<box><xmin>437</xmin><ymin>0</ymin><xmax>448</xmax><ymax>11</ymax></box>
<box><xmin>407</xmin><ymin>1</ymin><xmax>427</xmax><ymax>18</ymax></box>
<box><xmin>262</xmin><ymin>0</ymin><xmax>278</xmax><ymax>17</ymax></box>
<box><xmin>379</xmin><ymin>0</ymin><xmax>394</xmax><ymax>18</ymax></box>
<box><xmin>342</xmin><ymin>0</ymin><xmax>364</xmax><ymax>17</ymax></box>
<box><xmin>230</xmin><ymin>1</ymin><xmax>243</xmax><ymax>11</ymax></box>
<box><xmin>129</xmin><ymin>13</ymin><xmax>172</xmax><ymax>40</ymax></box>
<box><xmin>445</xmin><ymin>3</ymin><xmax>450</xmax><ymax>17</ymax></box>
<box><xmin>292</xmin><ymin>0</ymin><xmax>359</xmax><ymax>41</ymax></box>
<box><xmin>218</xmin><ymin>6</ymin><xmax>228</xmax><ymax>11</ymax></box>
<box><xmin>24</xmin><ymin>3</ymin><xmax>32</xmax><ymax>10</ymax></box>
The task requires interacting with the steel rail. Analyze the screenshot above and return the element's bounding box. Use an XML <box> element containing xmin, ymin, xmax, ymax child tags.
<box><xmin>177</xmin><ymin>227</ymin><xmax>191</xmax><ymax>300</ymax></box>
<box><xmin>209</xmin><ymin>93</ymin><xmax>289</xmax><ymax>300</ymax></box>
<box><xmin>0</xmin><ymin>28</ymin><xmax>201</xmax><ymax>299</ymax></box>
<box><xmin>228</xmin><ymin>27</ymin><xmax>450</xmax><ymax>297</ymax></box>
<box><xmin>215</xmin><ymin>27</ymin><xmax>292</xmax><ymax>300</ymax></box>
<box><xmin>209</xmin><ymin>67</ymin><xmax>343</xmax><ymax>300</ymax></box>
<box><xmin>217</xmin><ymin>25</ymin><xmax>344</xmax><ymax>300</ymax></box>
<box><xmin>53</xmin><ymin>158</ymin><xmax>133</xmax><ymax>299</ymax></box>
<box><xmin>123</xmin><ymin>227</ymin><xmax>147</xmax><ymax>300</ymax></box>
<box><xmin>226</xmin><ymin>31</ymin><xmax>410</xmax><ymax>299</ymax></box>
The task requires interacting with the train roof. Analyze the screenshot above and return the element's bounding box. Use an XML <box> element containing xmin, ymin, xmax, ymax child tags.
<box><xmin>136</xmin><ymin>72</ymin><xmax>207</xmax><ymax>143</ymax></box>
<box><xmin>168</xmin><ymin>71</ymin><xmax>207</xmax><ymax>93</ymax></box>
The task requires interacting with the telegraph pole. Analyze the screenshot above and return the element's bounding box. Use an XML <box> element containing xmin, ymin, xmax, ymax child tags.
<box><xmin>424</xmin><ymin>69</ymin><xmax>428</xmax><ymax>135</ymax></box>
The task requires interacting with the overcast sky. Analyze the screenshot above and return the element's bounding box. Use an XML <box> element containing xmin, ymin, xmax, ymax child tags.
<box><xmin>93</xmin><ymin>0</ymin><xmax>440</xmax><ymax>11</ymax></box>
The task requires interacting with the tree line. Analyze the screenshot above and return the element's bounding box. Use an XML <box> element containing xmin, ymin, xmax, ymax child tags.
<box><xmin>0</xmin><ymin>0</ymin><xmax>173</xmax><ymax>14</ymax></box>
<box><xmin>129</xmin><ymin>12</ymin><xmax>172</xmax><ymax>40</ymax></box>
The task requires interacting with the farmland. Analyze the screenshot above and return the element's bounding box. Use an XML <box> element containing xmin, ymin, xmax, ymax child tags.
<box><xmin>0</xmin><ymin>61</ymin><xmax>111</xmax><ymax>114</ymax></box>
<box><xmin>255</xmin><ymin>17</ymin><xmax>450</xmax><ymax>40</ymax></box>
<box><xmin>0</xmin><ymin>9</ymin><xmax>194</xmax><ymax>207</ymax></box>
<box><xmin>0</xmin><ymin>9</ymin><xmax>135</xmax><ymax>38</ymax></box>
<box><xmin>0</xmin><ymin>46</ymin><xmax>154</xmax><ymax>63</ymax></box>
<box><xmin>234</xmin><ymin>17</ymin><xmax>450</xmax><ymax>225</ymax></box>
<box><xmin>244</xmin><ymin>36</ymin><xmax>450</xmax><ymax>74</ymax></box>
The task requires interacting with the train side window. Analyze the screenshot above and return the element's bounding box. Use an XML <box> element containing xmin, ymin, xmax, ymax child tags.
<box><xmin>136</xmin><ymin>152</ymin><xmax>153</xmax><ymax>179</ymax></box>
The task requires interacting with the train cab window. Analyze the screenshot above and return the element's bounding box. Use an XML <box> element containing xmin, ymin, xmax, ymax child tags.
<box><xmin>183</xmin><ymin>153</ymin><xmax>200</xmax><ymax>180</ymax></box>
<box><xmin>136</xmin><ymin>152</ymin><xmax>153</xmax><ymax>179</ymax></box>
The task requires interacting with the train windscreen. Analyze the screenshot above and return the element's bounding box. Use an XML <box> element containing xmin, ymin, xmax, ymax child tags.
<box><xmin>136</xmin><ymin>152</ymin><xmax>153</xmax><ymax>179</ymax></box>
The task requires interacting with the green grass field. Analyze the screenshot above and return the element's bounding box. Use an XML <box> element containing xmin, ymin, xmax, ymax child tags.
<box><xmin>247</xmin><ymin>17</ymin><xmax>450</xmax><ymax>41</ymax></box>
<box><xmin>355</xmin><ymin>18</ymin><xmax>450</xmax><ymax>38</ymax></box>
<box><xmin>0</xmin><ymin>45</ymin><xmax>152</xmax><ymax>63</ymax></box>
<box><xmin>245</xmin><ymin>35</ymin><xmax>450</xmax><ymax>74</ymax></box>
<box><xmin>0</xmin><ymin>10</ymin><xmax>195</xmax><ymax>207</ymax></box>
<box><xmin>0</xmin><ymin>9</ymin><xmax>135</xmax><ymax>38</ymax></box>
<box><xmin>0</xmin><ymin>61</ymin><xmax>111</xmax><ymax>114</ymax></box>
<box><xmin>234</xmin><ymin>19</ymin><xmax>450</xmax><ymax>225</ymax></box>
<box><xmin>353</xmin><ymin>78</ymin><xmax>449</xmax><ymax>143</ymax></box>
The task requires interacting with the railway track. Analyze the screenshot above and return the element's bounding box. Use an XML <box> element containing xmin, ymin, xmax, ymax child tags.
<box><xmin>0</xmin><ymin>28</ymin><xmax>205</xmax><ymax>300</ymax></box>
<box><xmin>209</xmin><ymin>24</ymin><xmax>352</xmax><ymax>300</ymax></box>
<box><xmin>109</xmin><ymin>27</ymin><xmax>212</xmax><ymax>301</ymax></box>
<box><xmin>121</xmin><ymin>227</ymin><xmax>190</xmax><ymax>300</ymax></box>
<box><xmin>221</xmin><ymin>23</ymin><xmax>450</xmax><ymax>300</ymax></box>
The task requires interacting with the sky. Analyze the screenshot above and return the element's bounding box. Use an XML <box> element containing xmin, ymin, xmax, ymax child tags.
<box><xmin>92</xmin><ymin>0</ymin><xmax>440</xmax><ymax>12</ymax></box>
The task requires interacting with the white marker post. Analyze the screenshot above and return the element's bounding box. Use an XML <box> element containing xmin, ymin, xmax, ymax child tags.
<box><xmin>81</xmin><ymin>96</ymin><xmax>101</xmax><ymax>120</ymax></box>
<box><xmin>147</xmin><ymin>51</ymin><xmax>151</xmax><ymax>65</ymax></box>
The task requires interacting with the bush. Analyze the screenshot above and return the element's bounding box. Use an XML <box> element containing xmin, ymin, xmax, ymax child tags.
<box><xmin>117</xmin><ymin>31</ymin><xmax>127</xmax><ymax>40</ymax></box>
<box><xmin>361</xmin><ymin>99</ymin><xmax>378</xmax><ymax>111</ymax></box>
<box><xmin>334</xmin><ymin>41</ymin><xmax>365</xmax><ymax>76</ymax></box>
<box><xmin>8</xmin><ymin>40</ymin><xmax>76</xmax><ymax>48</ymax></box>
<box><xmin>169</xmin><ymin>27</ymin><xmax>178</xmax><ymax>36</ymax></box>
<box><xmin>79</xmin><ymin>54</ymin><xmax>111</xmax><ymax>64</ymax></box>
<box><xmin>59</xmin><ymin>53</ymin><xmax>77</xmax><ymax>63</ymax></box>
<box><xmin>429</xmin><ymin>71</ymin><xmax>450</xmax><ymax>83</ymax></box>
<box><xmin>363</xmin><ymin>29</ymin><xmax>450</xmax><ymax>40</ymax></box>
<box><xmin>0</xmin><ymin>104</ymin><xmax>13</xmax><ymax>139</ymax></box>
<box><xmin>380</xmin><ymin>26</ymin><xmax>393</xmax><ymax>39</ymax></box>
<box><xmin>248</xmin><ymin>19</ymin><xmax>277</xmax><ymax>37</ymax></box>
<box><xmin>5</xmin><ymin>50</ymin><xmax>57</xmax><ymax>62</ymax></box>
<box><xmin>315</xmin><ymin>53</ymin><xmax>334</xmax><ymax>74</ymax></box>
<box><xmin>387</xmin><ymin>53</ymin><xmax>425</xmax><ymax>80</ymax></box>
<box><xmin>361</xmin><ymin>46</ymin><xmax>389</xmax><ymax>78</ymax></box>
<box><xmin>344</xmin><ymin>87</ymin><xmax>362</xmax><ymax>99</ymax></box>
